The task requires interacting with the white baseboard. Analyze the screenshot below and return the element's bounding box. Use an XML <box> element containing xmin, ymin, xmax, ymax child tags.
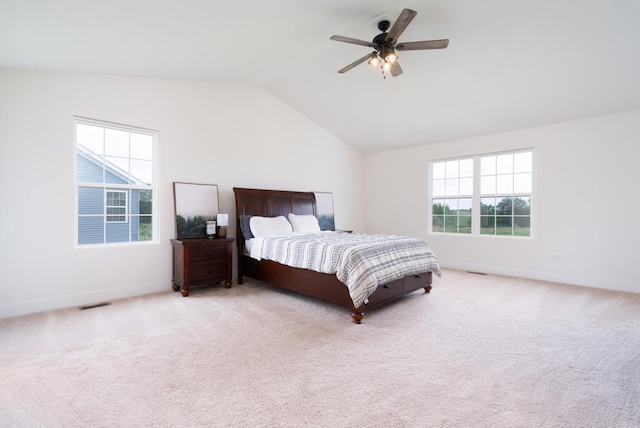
<box><xmin>0</xmin><ymin>280</ymin><xmax>171</xmax><ymax>319</ymax></box>
<box><xmin>3</xmin><ymin>266</ymin><xmax>636</xmax><ymax>319</ymax></box>
<box><xmin>439</xmin><ymin>260</ymin><xmax>640</xmax><ymax>294</ymax></box>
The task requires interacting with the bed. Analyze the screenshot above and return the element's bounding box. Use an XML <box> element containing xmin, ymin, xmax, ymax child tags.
<box><xmin>233</xmin><ymin>187</ymin><xmax>441</xmax><ymax>323</ymax></box>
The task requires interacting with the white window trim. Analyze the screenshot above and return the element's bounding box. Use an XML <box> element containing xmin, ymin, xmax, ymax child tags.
<box><xmin>428</xmin><ymin>148</ymin><xmax>535</xmax><ymax>239</ymax></box>
<box><xmin>74</xmin><ymin>116</ymin><xmax>159</xmax><ymax>248</ymax></box>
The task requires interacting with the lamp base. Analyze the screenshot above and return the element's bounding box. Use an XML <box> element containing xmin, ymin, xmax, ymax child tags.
<box><xmin>218</xmin><ymin>226</ymin><xmax>227</xmax><ymax>238</ymax></box>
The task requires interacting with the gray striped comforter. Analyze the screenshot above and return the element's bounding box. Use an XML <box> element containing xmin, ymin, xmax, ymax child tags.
<box><xmin>253</xmin><ymin>232</ymin><xmax>441</xmax><ymax>308</ymax></box>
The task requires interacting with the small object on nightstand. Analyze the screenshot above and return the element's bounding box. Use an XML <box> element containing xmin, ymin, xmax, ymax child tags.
<box><xmin>217</xmin><ymin>213</ymin><xmax>229</xmax><ymax>238</ymax></box>
<box><xmin>206</xmin><ymin>221</ymin><xmax>216</xmax><ymax>238</ymax></box>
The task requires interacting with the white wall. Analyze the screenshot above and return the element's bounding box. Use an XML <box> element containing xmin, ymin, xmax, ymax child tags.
<box><xmin>364</xmin><ymin>110</ymin><xmax>640</xmax><ymax>293</ymax></box>
<box><xmin>2</xmin><ymin>68</ymin><xmax>637</xmax><ymax>318</ymax></box>
<box><xmin>0</xmin><ymin>69</ymin><xmax>364</xmax><ymax>318</ymax></box>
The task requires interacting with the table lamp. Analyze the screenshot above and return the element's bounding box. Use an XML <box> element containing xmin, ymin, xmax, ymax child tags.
<box><xmin>217</xmin><ymin>214</ymin><xmax>229</xmax><ymax>238</ymax></box>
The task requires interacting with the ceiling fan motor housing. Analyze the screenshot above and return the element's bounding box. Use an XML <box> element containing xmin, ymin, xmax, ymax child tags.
<box><xmin>373</xmin><ymin>20</ymin><xmax>391</xmax><ymax>46</ymax></box>
<box><xmin>377</xmin><ymin>20</ymin><xmax>391</xmax><ymax>32</ymax></box>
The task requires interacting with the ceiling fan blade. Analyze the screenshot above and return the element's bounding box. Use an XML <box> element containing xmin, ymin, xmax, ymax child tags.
<box><xmin>385</xmin><ymin>8</ymin><xmax>417</xmax><ymax>44</ymax></box>
<box><xmin>390</xmin><ymin>61</ymin><xmax>403</xmax><ymax>77</ymax></box>
<box><xmin>396</xmin><ymin>39</ymin><xmax>450</xmax><ymax>51</ymax></box>
<box><xmin>337</xmin><ymin>52</ymin><xmax>373</xmax><ymax>74</ymax></box>
<box><xmin>330</xmin><ymin>35</ymin><xmax>378</xmax><ymax>48</ymax></box>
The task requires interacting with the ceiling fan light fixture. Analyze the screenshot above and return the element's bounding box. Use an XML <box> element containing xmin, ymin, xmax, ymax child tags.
<box><xmin>329</xmin><ymin>8</ymin><xmax>449</xmax><ymax>77</ymax></box>
<box><xmin>385</xmin><ymin>50</ymin><xmax>398</xmax><ymax>63</ymax></box>
<box><xmin>368</xmin><ymin>52</ymin><xmax>381</xmax><ymax>67</ymax></box>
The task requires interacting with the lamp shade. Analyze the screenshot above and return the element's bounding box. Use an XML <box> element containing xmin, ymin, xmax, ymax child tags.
<box><xmin>217</xmin><ymin>213</ymin><xmax>229</xmax><ymax>227</ymax></box>
<box><xmin>368</xmin><ymin>52</ymin><xmax>380</xmax><ymax>67</ymax></box>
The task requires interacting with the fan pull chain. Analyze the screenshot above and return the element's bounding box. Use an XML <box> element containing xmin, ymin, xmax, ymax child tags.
<box><xmin>382</xmin><ymin>69</ymin><xmax>386</xmax><ymax>79</ymax></box>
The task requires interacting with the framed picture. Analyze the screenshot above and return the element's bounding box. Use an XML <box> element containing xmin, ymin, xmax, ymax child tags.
<box><xmin>173</xmin><ymin>182</ymin><xmax>219</xmax><ymax>238</ymax></box>
<box><xmin>314</xmin><ymin>192</ymin><xmax>335</xmax><ymax>231</ymax></box>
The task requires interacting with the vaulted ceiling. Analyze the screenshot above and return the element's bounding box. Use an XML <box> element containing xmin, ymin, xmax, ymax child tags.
<box><xmin>2</xmin><ymin>0</ymin><xmax>639</xmax><ymax>153</ymax></box>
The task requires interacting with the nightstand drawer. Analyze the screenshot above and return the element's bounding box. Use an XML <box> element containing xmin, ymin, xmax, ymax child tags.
<box><xmin>188</xmin><ymin>262</ymin><xmax>229</xmax><ymax>282</ymax></box>
<box><xmin>189</xmin><ymin>244</ymin><xmax>229</xmax><ymax>262</ymax></box>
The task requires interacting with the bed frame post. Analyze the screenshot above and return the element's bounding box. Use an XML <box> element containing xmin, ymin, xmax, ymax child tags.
<box><xmin>351</xmin><ymin>302</ymin><xmax>365</xmax><ymax>324</ymax></box>
<box><xmin>236</xmin><ymin>234</ymin><xmax>244</xmax><ymax>285</ymax></box>
<box><xmin>236</xmin><ymin>229</ymin><xmax>244</xmax><ymax>284</ymax></box>
<box><xmin>234</xmin><ymin>192</ymin><xmax>244</xmax><ymax>285</ymax></box>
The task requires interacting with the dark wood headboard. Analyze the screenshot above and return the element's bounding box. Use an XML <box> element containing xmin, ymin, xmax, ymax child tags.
<box><xmin>233</xmin><ymin>187</ymin><xmax>317</xmax><ymax>262</ymax></box>
<box><xmin>233</xmin><ymin>187</ymin><xmax>317</xmax><ymax>281</ymax></box>
<box><xmin>233</xmin><ymin>187</ymin><xmax>316</xmax><ymax>220</ymax></box>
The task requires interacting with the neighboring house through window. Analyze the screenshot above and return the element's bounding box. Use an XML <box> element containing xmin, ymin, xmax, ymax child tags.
<box><xmin>75</xmin><ymin>117</ymin><xmax>157</xmax><ymax>245</ymax></box>
<box><xmin>430</xmin><ymin>149</ymin><xmax>533</xmax><ymax>237</ymax></box>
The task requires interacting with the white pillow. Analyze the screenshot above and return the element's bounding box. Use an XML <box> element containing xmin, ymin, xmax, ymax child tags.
<box><xmin>249</xmin><ymin>215</ymin><xmax>293</xmax><ymax>237</ymax></box>
<box><xmin>288</xmin><ymin>213</ymin><xmax>321</xmax><ymax>233</ymax></box>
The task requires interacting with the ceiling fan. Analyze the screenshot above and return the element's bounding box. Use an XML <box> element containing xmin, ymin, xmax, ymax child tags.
<box><xmin>330</xmin><ymin>8</ymin><xmax>449</xmax><ymax>78</ymax></box>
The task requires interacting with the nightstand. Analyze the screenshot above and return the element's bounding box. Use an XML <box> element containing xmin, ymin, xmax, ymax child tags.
<box><xmin>171</xmin><ymin>238</ymin><xmax>234</xmax><ymax>296</ymax></box>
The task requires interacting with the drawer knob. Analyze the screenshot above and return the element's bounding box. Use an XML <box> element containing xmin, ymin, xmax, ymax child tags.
<box><xmin>383</xmin><ymin>284</ymin><xmax>391</xmax><ymax>289</ymax></box>
<box><xmin>208</xmin><ymin>269</ymin><xmax>212</xmax><ymax>273</ymax></box>
<box><xmin>208</xmin><ymin>251</ymin><xmax>213</xmax><ymax>255</ymax></box>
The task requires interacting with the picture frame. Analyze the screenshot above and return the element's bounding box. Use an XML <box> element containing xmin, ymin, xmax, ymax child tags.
<box><xmin>173</xmin><ymin>182</ymin><xmax>219</xmax><ymax>238</ymax></box>
<box><xmin>313</xmin><ymin>192</ymin><xmax>335</xmax><ymax>231</ymax></box>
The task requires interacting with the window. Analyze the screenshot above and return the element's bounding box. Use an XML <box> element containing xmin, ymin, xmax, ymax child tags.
<box><xmin>479</xmin><ymin>152</ymin><xmax>532</xmax><ymax>236</ymax></box>
<box><xmin>432</xmin><ymin>158</ymin><xmax>473</xmax><ymax>234</ymax></box>
<box><xmin>106</xmin><ymin>190</ymin><xmax>127</xmax><ymax>222</ymax></box>
<box><xmin>430</xmin><ymin>149</ymin><xmax>533</xmax><ymax>237</ymax></box>
<box><xmin>75</xmin><ymin>117</ymin><xmax>157</xmax><ymax>245</ymax></box>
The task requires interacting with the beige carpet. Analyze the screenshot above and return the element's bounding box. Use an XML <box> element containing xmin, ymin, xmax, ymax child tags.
<box><xmin>1</xmin><ymin>269</ymin><xmax>639</xmax><ymax>427</ymax></box>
